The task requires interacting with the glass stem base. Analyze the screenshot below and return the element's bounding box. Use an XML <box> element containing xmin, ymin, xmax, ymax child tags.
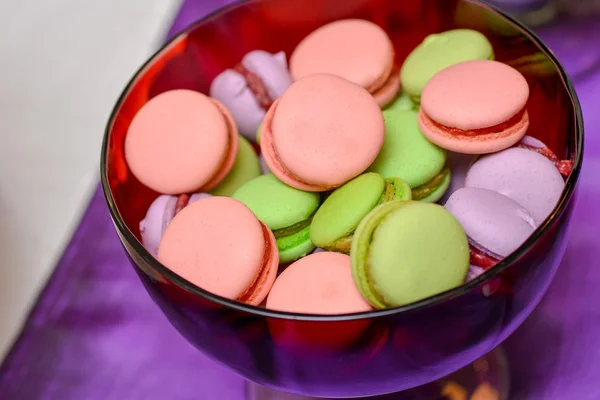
<box><xmin>246</xmin><ymin>347</ymin><xmax>509</xmax><ymax>399</ymax></box>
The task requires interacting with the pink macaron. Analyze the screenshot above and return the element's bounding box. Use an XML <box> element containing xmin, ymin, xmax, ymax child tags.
<box><xmin>418</xmin><ymin>60</ymin><xmax>530</xmax><ymax>154</ymax></box>
<box><xmin>158</xmin><ymin>196</ymin><xmax>278</xmax><ymax>305</ymax></box>
<box><xmin>139</xmin><ymin>193</ymin><xmax>211</xmax><ymax>257</ymax></box>
<box><xmin>260</xmin><ymin>74</ymin><xmax>385</xmax><ymax>192</ymax></box>
<box><xmin>266</xmin><ymin>252</ymin><xmax>372</xmax><ymax>314</ymax></box>
<box><xmin>445</xmin><ymin>187</ymin><xmax>537</xmax><ymax>267</ymax></box>
<box><xmin>290</xmin><ymin>19</ymin><xmax>400</xmax><ymax>107</ymax></box>
<box><xmin>465</xmin><ymin>145</ymin><xmax>565</xmax><ymax>225</ymax></box>
<box><xmin>125</xmin><ymin>89</ymin><xmax>239</xmax><ymax>194</ymax></box>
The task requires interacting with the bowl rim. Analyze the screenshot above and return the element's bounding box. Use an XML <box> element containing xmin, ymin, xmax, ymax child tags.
<box><xmin>100</xmin><ymin>0</ymin><xmax>584</xmax><ymax>322</ymax></box>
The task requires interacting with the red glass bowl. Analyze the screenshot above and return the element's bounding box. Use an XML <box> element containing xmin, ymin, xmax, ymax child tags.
<box><xmin>100</xmin><ymin>0</ymin><xmax>583</xmax><ymax>397</ymax></box>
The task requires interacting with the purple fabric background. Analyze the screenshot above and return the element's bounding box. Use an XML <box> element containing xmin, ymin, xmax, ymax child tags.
<box><xmin>0</xmin><ymin>1</ymin><xmax>599</xmax><ymax>399</ymax></box>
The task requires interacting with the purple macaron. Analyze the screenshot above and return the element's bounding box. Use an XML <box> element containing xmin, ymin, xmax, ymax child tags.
<box><xmin>445</xmin><ymin>187</ymin><xmax>537</xmax><ymax>267</ymax></box>
<box><xmin>464</xmin><ymin>141</ymin><xmax>565</xmax><ymax>224</ymax></box>
<box><xmin>139</xmin><ymin>193</ymin><xmax>211</xmax><ymax>256</ymax></box>
<box><xmin>210</xmin><ymin>50</ymin><xmax>293</xmax><ymax>141</ymax></box>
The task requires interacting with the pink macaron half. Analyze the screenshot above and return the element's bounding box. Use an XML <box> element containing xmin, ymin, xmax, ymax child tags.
<box><xmin>125</xmin><ymin>89</ymin><xmax>239</xmax><ymax>195</ymax></box>
<box><xmin>260</xmin><ymin>74</ymin><xmax>385</xmax><ymax>192</ymax></box>
<box><xmin>157</xmin><ymin>196</ymin><xmax>278</xmax><ymax>305</ymax></box>
<box><xmin>139</xmin><ymin>193</ymin><xmax>212</xmax><ymax>257</ymax></box>
<box><xmin>418</xmin><ymin>60</ymin><xmax>530</xmax><ymax>155</ymax></box>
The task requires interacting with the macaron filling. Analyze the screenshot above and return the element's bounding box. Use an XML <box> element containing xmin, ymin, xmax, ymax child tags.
<box><xmin>272</xmin><ymin>211</ymin><xmax>315</xmax><ymax>239</ymax></box>
<box><xmin>516</xmin><ymin>140</ymin><xmax>573</xmax><ymax>176</ymax></box>
<box><xmin>411</xmin><ymin>165</ymin><xmax>450</xmax><ymax>200</ymax></box>
<box><xmin>237</xmin><ymin>222</ymin><xmax>278</xmax><ymax>304</ymax></box>
<box><xmin>468</xmin><ymin>236</ymin><xmax>501</xmax><ymax>270</ymax></box>
<box><xmin>420</xmin><ymin>106</ymin><xmax>528</xmax><ymax>138</ymax></box>
<box><xmin>232</xmin><ymin>63</ymin><xmax>274</xmax><ymax>111</ymax></box>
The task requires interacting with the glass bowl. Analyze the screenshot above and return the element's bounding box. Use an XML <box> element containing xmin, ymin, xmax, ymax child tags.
<box><xmin>100</xmin><ymin>0</ymin><xmax>583</xmax><ymax>398</ymax></box>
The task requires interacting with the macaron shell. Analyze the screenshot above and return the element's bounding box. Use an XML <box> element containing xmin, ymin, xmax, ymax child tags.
<box><xmin>125</xmin><ymin>90</ymin><xmax>231</xmax><ymax>194</ymax></box>
<box><xmin>400</xmin><ymin>29</ymin><xmax>494</xmax><ymax>101</ymax></box>
<box><xmin>200</xmin><ymin>100</ymin><xmax>240</xmax><ymax>191</ymax></box>
<box><xmin>445</xmin><ymin>187</ymin><xmax>537</xmax><ymax>257</ymax></box>
<box><xmin>140</xmin><ymin>194</ymin><xmax>177</xmax><ymax>257</ymax></box>
<box><xmin>465</xmin><ymin>147</ymin><xmax>565</xmax><ymax>224</ymax></box>
<box><xmin>266</xmin><ymin>252</ymin><xmax>372</xmax><ymax>315</ymax></box>
<box><xmin>242</xmin><ymin>50</ymin><xmax>292</xmax><ymax>100</ymax></box>
<box><xmin>369</xmin><ymin>109</ymin><xmax>446</xmax><ymax>188</ymax></box>
<box><xmin>277</xmin><ymin>225</ymin><xmax>315</xmax><ymax>263</ymax></box>
<box><xmin>372</xmin><ymin>69</ymin><xmax>401</xmax><ymax>107</ymax></box>
<box><xmin>209</xmin><ymin>136</ymin><xmax>261</xmax><ymax>197</ymax></box>
<box><xmin>353</xmin><ymin>201</ymin><xmax>469</xmax><ymax>308</ymax></box>
<box><xmin>420</xmin><ymin>60</ymin><xmax>529</xmax><ymax>130</ymax></box>
<box><xmin>418</xmin><ymin>107</ymin><xmax>529</xmax><ymax>154</ymax></box>
<box><xmin>263</xmin><ymin>74</ymin><xmax>385</xmax><ymax>191</ymax></box>
<box><xmin>441</xmin><ymin>152</ymin><xmax>478</xmax><ymax>204</ymax></box>
<box><xmin>290</xmin><ymin>19</ymin><xmax>394</xmax><ymax>93</ymax></box>
<box><xmin>232</xmin><ymin>174</ymin><xmax>320</xmax><ymax>230</ymax></box>
<box><xmin>158</xmin><ymin>197</ymin><xmax>273</xmax><ymax>303</ymax></box>
<box><xmin>384</xmin><ymin>91</ymin><xmax>415</xmax><ymax>112</ymax></box>
<box><xmin>310</xmin><ymin>173</ymin><xmax>385</xmax><ymax>248</ymax></box>
<box><xmin>209</xmin><ymin>69</ymin><xmax>266</xmax><ymax>140</ymax></box>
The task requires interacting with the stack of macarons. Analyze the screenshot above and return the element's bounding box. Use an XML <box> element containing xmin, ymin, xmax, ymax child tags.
<box><xmin>125</xmin><ymin>19</ymin><xmax>572</xmax><ymax>314</ymax></box>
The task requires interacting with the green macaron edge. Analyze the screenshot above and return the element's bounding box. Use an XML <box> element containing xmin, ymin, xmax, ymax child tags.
<box><xmin>277</xmin><ymin>225</ymin><xmax>315</xmax><ymax>263</ymax></box>
<box><xmin>416</xmin><ymin>168</ymin><xmax>451</xmax><ymax>203</ymax></box>
<box><xmin>209</xmin><ymin>136</ymin><xmax>261</xmax><ymax>197</ymax></box>
<box><xmin>411</xmin><ymin>165</ymin><xmax>451</xmax><ymax>203</ymax></box>
<box><xmin>351</xmin><ymin>200</ymin><xmax>414</xmax><ymax>308</ymax></box>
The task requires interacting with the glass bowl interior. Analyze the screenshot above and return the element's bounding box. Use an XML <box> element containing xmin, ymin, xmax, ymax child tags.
<box><xmin>100</xmin><ymin>0</ymin><xmax>583</xmax><ymax>397</ymax></box>
<box><xmin>101</xmin><ymin>0</ymin><xmax>582</xmax><ymax>321</ymax></box>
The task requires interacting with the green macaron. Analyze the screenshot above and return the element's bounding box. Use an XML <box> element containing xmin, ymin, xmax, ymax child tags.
<box><xmin>310</xmin><ymin>172</ymin><xmax>411</xmax><ymax>254</ymax></box>
<box><xmin>351</xmin><ymin>201</ymin><xmax>469</xmax><ymax>308</ymax></box>
<box><xmin>384</xmin><ymin>91</ymin><xmax>415</xmax><ymax>113</ymax></box>
<box><xmin>400</xmin><ymin>29</ymin><xmax>494</xmax><ymax>104</ymax></box>
<box><xmin>209</xmin><ymin>136</ymin><xmax>261</xmax><ymax>197</ymax></box>
<box><xmin>368</xmin><ymin>109</ymin><xmax>449</xmax><ymax>203</ymax></box>
<box><xmin>233</xmin><ymin>174</ymin><xmax>320</xmax><ymax>263</ymax></box>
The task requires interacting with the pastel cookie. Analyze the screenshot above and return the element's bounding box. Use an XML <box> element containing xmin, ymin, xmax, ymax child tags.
<box><xmin>139</xmin><ymin>193</ymin><xmax>211</xmax><ymax>257</ymax></box>
<box><xmin>210</xmin><ymin>50</ymin><xmax>293</xmax><ymax>141</ymax></box>
<box><xmin>445</xmin><ymin>187</ymin><xmax>537</xmax><ymax>266</ymax></box>
<box><xmin>125</xmin><ymin>89</ymin><xmax>239</xmax><ymax>194</ymax></box>
<box><xmin>368</xmin><ymin>109</ymin><xmax>449</xmax><ymax>202</ymax></box>
<box><xmin>209</xmin><ymin>136</ymin><xmax>261</xmax><ymax>196</ymax></box>
<box><xmin>418</xmin><ymin>60</ymin><xmax>529</xmax><ymax>154</ymax></box>
<box><xmin>384</xmin><ymin>91</ymin><xmax>415</xmax><ymax>113</ymax></box>
<box><xmin>233</xmin><ymin>174</ymin><xmax>320</xmax><ymax>263</ymax></box>
<box><xmin>351</xmin><ymin>201</ymin><xmax>469</xmax><ymax>308</ymax></box>
<box><xmin>465</xmin><ymin>146</ymin><xmax>565</xmax><ymax>224</ymax></box>
<box><xmin>401</xmin><ymin>29</ymin><xmax>494</xmax><ymax>104</ymax></box>
<box><xmin>158</xmin><ymin>196</ymin><xmax>278</xmax><ymax>305</ymax></box>
<box><xmin>290</xmin><ymin>19</ymin><xmax>400</xmax><ymax>107</ymax></box>
<box><xmin>266</xmin><ymin>252</ymin><xmax>371</xmax><ymax>314</ymax></box>
<box><xmin>310</xmin><ymin>172</ymin><xmax>411</xmax><ymax>253</ymax></box>
<box><xmin>260</xmin><ymin>74</ymin><xmax>385</xmax><ymax>191</ymax></box>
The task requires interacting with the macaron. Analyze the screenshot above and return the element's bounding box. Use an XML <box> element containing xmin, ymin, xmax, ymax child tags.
<box><xmin>125</xmin><ymin>89</ymin><xmax>239</xmax><ymax>194</ymax></box>
<box><xmin>290</xmin><ymin>19</ymin><xmax>400</xmax><ymax>107</ymax></box>
<box><xmin>464</xmin><ymin>146</ymin><xmax>565</xmax><ymax>224</ymax></box>
<box><xmin>260</xmin><ymin>73</ymin><xmax>385</xmax><ymax>192</ymax></box>
<box><xmin>266</xmin><ymin>252</ymin><xmax>371</xmax><ymax>315</ymax></box>
<box><xmin>384</xmin><ymin>91</ymin><xmax>415</xmax><ymax>113</ymax></box>
<box><xmin>440</xmin><ymin>152</ymin><xmax>477</xmax><ymax>204</ymax></box>
<box><xmin>418</xmin><ymin>60</ymin><xmax>529</xmax><ymax>154</ymax></box>
<box><xmin>368</xmin><ymin>109</ymin><xmax>450</xmax><ymax>202</ymax></box>
<box><xmin>445</xmin><ymin>187</ymin><xmax>537</xmax><ymax>267</ymax></box>
<box><xmin>310</xmin><ymin>173</ymin><xmax>411</xmax><ymax>253</ymax></box>
<box><xmin>516</xmin><ymin>135</ymin><xmax>573</xmax><ymax>176</ymax></box>
<box><xmin>232</xmin><ymin>174</ymin><xmax>320</xmax><ymax>263</ymax></box>
<box><xmin>158</xmin><ymin>196</ymin><xmax>279</xmax><ymax>305</ymax></box>
<box><xmin>209</xmin><ymin>136</ymin><xmax>261</xmax><ymax>197</ymax></box>
<box><xmin>400</xmin><ymin>29</ymin><xmax>494</xmax><ymax>104</ymax></box>
<box><xmin>140</xmin><ymin>193</ymin><xmax>211</xmax><ymax>256</ymax></box>
<box><xmin>210</xmin><ymin>50</ymin><xmax>293</xmax><ymax>141</ymax></box>
<box><xmin>351</xmin><ymin>201</ymin><xmax>469</xmax><ymax>308</ymax></box>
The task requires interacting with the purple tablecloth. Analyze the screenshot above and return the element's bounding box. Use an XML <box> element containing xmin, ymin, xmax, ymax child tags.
<box><xmin>0</xmin><ymin>1</ymin><xmax>599</xmax><ymax>399</ymax></box>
